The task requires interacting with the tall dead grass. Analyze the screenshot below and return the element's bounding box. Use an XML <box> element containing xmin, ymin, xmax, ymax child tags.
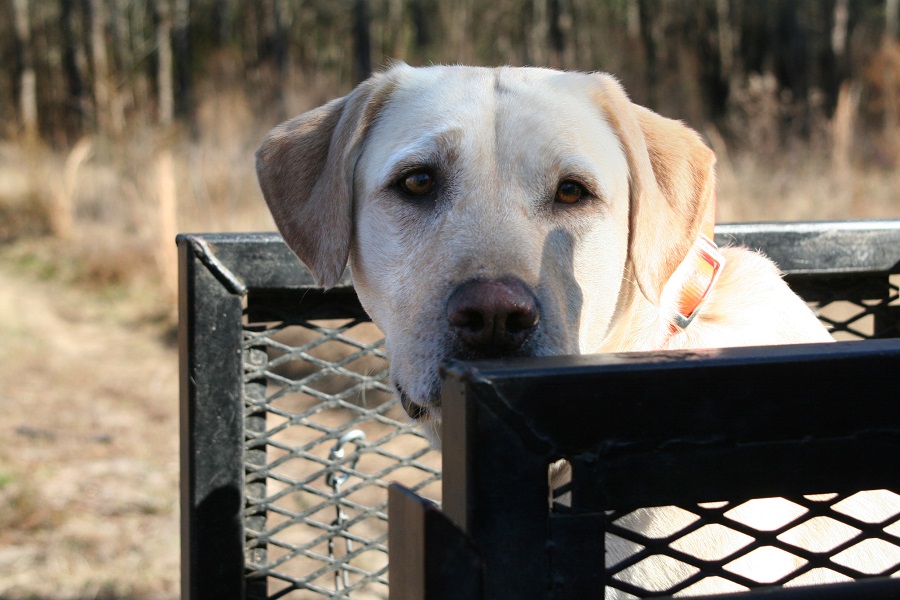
<box><xmin>0</xmin><ymin>87</ymin><xmax>283</xmax><ymax>311</ymax></box>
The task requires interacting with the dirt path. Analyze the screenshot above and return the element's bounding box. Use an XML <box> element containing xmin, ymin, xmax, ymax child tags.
<box><xmin>0</xmin><ymin>257</ymin><xmax>180</xmax><ymax>599</ymax></box>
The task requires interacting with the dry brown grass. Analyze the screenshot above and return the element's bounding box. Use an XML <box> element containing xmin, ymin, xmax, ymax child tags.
<box><xmin>716</xmin><ymin>153</ymin><xmax>900</xmax><ymax>223</ymax></box>
<box><xmin>0</xmin><ymin>78</ymin><xmax>897</xmax><ymax>599</ymax></box>
<box><xmin>0</xmin><ymin>243</ymin><xmax>179</xmax><ymax>599</ymax></box>
<box><xmin>0</xmin><ymin>82</ymin><xmax>328</xmax><ymax>600</ymax></box>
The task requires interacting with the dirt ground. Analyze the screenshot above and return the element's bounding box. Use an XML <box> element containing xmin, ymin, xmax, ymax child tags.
<box><xmin>0</xmin><ymin>246</ymin><xmax>180</xmax><ymax>599</ymax></box>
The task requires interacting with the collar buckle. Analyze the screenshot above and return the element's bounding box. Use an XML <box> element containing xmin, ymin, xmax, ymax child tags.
<box><xmin>671</xmin><ymin>234</ymin><xmax>726</xmax><ymax>332</ymax></box>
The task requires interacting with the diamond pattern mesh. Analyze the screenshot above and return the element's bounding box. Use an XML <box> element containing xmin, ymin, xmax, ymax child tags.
<box><xmin>793</xmin><ymin>274</ymin><xmax>900</xmax><ymax>340</ymax></box>
<box><xmin>241</xmin><ymin>301</ymin><xmax>441</xmax><ymax>599</ymax></box>
<box><xmin>603</xmin><ymin>492</ymin><xmax>900</xmax><ymax>598</ymax></box>
<box><xmin>239</xmin><ymin>272</ymin><xmax>899</xmax><ymax>598</ymax></box>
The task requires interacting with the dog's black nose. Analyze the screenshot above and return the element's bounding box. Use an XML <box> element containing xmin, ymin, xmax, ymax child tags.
<box><xmin>447</xmin><ymin>278</ymin><xmax>539</xmax><ymax>355</ymax></box>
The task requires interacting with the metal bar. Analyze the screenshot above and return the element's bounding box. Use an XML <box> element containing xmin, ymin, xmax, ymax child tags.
<box><xmin>715</xmin><ymin>220</ymin><xmax>900</xmax><ymax>275</ymax></box>
<box><xmin>446</xmin><ymin>339</ymin><xmax>900</xmax><ymax>508</ymax></box>
<box><xmin>177</xmin><ymin>220</ymin><xmax>900</xmax><ymax>295</ymax></box>
<box><xmin>179</xmin><ymin>236</ymin><xmax>248</xmax><ymax>600</ymax></box>
<box><xmin>176</xmin><ymin>232</ymin><xmax>353</xmax><ymax>291</ymax></box>
<box><xmin>388</xmin><ymin>484</ymin><xmax>482</xmax><ymax>600</ymax></box>
<box><xmin>873</xmin><ymin>276</ymin><xmax>900</xmax><ymax>339</ymax></box>
<box><xmin>672</xmin><ymin>577</ymin><xmax>900</xmax><ymax>600</ymax></box>
<box><xmin>244</xmin><ymin>345</ymin><xmax>269</xmax><ymax>600</ymax></box>
<box><xmin>440</xmin><ymin>373</ymin><xmax>561</xmax><ymax>600</ymax></box>
<box><xmin>548</xmin><ymin>513</ymin><xmax>606</xmax><ymax>599</ymax></box>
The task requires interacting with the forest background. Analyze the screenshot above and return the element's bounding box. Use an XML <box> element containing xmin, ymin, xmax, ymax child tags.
<box><xmin>0</xmin><ymin>0</ymin><xmax>899</xmax><ymax>598</ymax></box>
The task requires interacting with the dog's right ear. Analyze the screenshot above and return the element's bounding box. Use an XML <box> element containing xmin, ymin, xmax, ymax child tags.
<box><xmin>255</xmin><ymin>71</ymin><xmax>399</xmax><ymax>288</ymax></box>
<box><xmin>592</xmin><ymin>74</ymin><xmax>717</xmax><ymax>306</ymax></box>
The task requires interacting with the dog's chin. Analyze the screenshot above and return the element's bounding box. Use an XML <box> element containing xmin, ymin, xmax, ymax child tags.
<box><xmin>395</xmin><ymin>382</ymin><xmax>443</xmax><ymax>448</ymax></box>
<box><xmin>394</xmin><ymin>340</ymin><xmax>542</xmax><ymax>450</ymax></box>
<box><xmin>419</xmin><ymin>413</ymin><xmax>442</xmax><ymax>449</ymax></box>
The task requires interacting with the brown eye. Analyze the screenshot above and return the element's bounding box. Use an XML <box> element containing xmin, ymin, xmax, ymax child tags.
<box><xmin>556</xmin><ymin>180</ymin><xmax>585</xmax><ymax>204</ymax></box>
<box><xmin>400</xmin><ymin>170</ymin><xmax>435</xmax><ymax>196</ymax></box>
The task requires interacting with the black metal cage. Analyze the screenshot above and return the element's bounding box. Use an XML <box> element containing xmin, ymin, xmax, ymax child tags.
<box><xmin>179</xmin><ymin>220</ymin><xmax>900</xmax><ymax>600</ymax></box>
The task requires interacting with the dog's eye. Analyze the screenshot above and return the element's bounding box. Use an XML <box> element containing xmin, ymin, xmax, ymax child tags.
<box><xmin>555</xmin><ymin>181</ymin><xmax>586</xmax><ymax>204</ymax></box>
<box><xmin>399</xmin><ymin>170</ymin><xmax>435</xmax><ymax>196</ymax></box>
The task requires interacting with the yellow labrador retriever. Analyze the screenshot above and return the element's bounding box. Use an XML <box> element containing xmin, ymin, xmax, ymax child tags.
<box><xmin>256</xmin><ymin>65</ymin><xmax>872</xmax><ymax>594</ymax></box>
<box><xmin>257</xmin><ymin>64</ymin><xmax>831</xmax><ymax>428</ymax></box>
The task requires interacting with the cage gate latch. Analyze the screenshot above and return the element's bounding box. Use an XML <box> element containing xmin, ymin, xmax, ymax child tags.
<box><xmin>327</xmin><ymin>430</ymin><xmax>367</xmax><ymax>594</ymax></box>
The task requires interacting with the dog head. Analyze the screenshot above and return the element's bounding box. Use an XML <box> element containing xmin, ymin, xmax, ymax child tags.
<box><xmin>256</xmin><ymin>65</ymin><xmax>716</xmax><ymax>442</ymax></box>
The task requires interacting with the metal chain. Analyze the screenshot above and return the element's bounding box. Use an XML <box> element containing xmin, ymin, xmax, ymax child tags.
<box><xmin>326</xmin><ymin>429</ymin><xmax>366</xmax><ymax>596</ymax></box>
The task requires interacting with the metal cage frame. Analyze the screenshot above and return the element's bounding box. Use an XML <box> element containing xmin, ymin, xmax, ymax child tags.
<box><xmin>179</xmin><ymin>220</ymin><xmax>900</xmax><ymax>600</ymax></box>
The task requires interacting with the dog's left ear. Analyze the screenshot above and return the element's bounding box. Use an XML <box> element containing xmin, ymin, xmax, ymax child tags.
<box><xmin>594</xmin><ymin>75</ymin><xmax>717</xmax><ymax>305</ymax></box>
<box><xmin>255</xmin><ymin>69</ymin><xmax>400</xmax><ymax>288</ymax></box>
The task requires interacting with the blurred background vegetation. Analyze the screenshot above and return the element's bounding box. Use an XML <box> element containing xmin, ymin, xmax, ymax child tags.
<box><xmin>0</xmin><ymin>2</ymin><xmax>898</xmax><ymax>598</ymax></box>
<box><xmin>2</xmin><ymin>0</ymin><xmax>900</xmax><ymax>301</ymax></box>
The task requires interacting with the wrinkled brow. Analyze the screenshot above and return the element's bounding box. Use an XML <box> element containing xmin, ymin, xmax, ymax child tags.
<box><xmin>378</xmin><ymin>128</ymin><xmax>464</xmax><ymax>186</ymax></box>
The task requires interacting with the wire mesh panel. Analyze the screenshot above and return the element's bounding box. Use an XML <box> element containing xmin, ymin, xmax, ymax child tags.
<box><xmin>242</xmin><ymin>297</ymin><xmax>442</xmax><ymax>599</ymax></box>
<box><xmin>601</xmin><ymin>491</ymin><xmax>900</xmax><ymax>598</ymax></box>
<box><xmin>550</xmin><ymin>486</ymin><xmax>900</xmax><ymax>595</ymax></box>
<box><xmin>789</xmin><ymin>274</ymin><xmax>900</xmax><ymax>340</ymax></box>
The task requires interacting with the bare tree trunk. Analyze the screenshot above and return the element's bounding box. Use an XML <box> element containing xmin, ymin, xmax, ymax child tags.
<box><xmin>887</xmin><ymin>0</ymin><xmax>899</xmax><ymax>42</ymax></box>
<box><xmin>831</xmin><ymin>0</ymin><xmax>851</xmax><ymax>93</ymax></box>
<box><xmin>527</xmin><ymin>0</ymin><xmax>548</xmax><ymax>66</ymax></box>
<box><xmin>547</xmin><ymin>0</ymin><xmax>568</xmax><ymax>69</ymax></box>
<box><xmin>212</xmin><ymin>0</ymin><xmax>232</xmax><ymax>45</ymax></box>
<box><xmin>638</xmin><ymin>0</ymin><xmax>659</xmax><ymax>109</ymax></box>
<box><xmin>173</xmin><ymin>0</ymin><xmax>191</xmax><ymax>120</ymax></box>
<box><xmin>832</xmin><ymin>0</ymin><xmax>849</xmax><ymax>57</ymax></box>
<box><xmin>626</xmin><ymin>0</ymin><xmax>640</xmax><ymax>40</ymax></box>
<box><xmin>717</xmin><ymin>0</ymin><xmax>734</xmax><ymax>80</ymax></box>
<box><xmin>13</xmin><ymin>0</ymin><xmax>38</xmax><ymax>141</ymax></box>
<box><xmin>831</xmin><ymin>79</ymin><xmax>860</xmax><ymax>172</ymax></box>
<box><xmin>156</xmin><ymin>147</ymin><xmax>178</xmax><ymax>307</ymax></box>
<box><xmin>60</xmin><ymin>0</ymin><xmax>86</xmax><ymax>138</ymax></box>
<box><xmin>884</xmin><ymin>0</ymin><xmax>899</xmax><ymax>161</ymax></box>
<box><xmin>154</xmin><ymin>0</ymin><xmax>178</xmax><ymax>303</ymax></box>
<box><xmin>155</xmin><ymin>0</ymin><xmax>174</xmax><ymax>127</ymax></box>
<box><xmin>354</xmin><ymin>0</ymin><xmax>372</xmax><ymax>82</ymax></box>
<box><xmin>386</xmin><ymin>0</ymin><xmax>405</xmax><ymax>60</ymax></box>
<box><xmin>443</xmin><ymin>0</ymin><xmax>471</xmax><ymax>65</ymax></box>
<box><xmin>51</xmin><ymin>137</ymin><xmax>93</xmax><ymax>241</ymax></box>
<box><xmin>410</xmin><ymin>0</ymin><xmax>432</xmax><ymax>61</ymax></box>
<box><xmin>271</xmin><ymin>0</ymin><xmax>288</xmax><ymax>118</ymax></box>
<box><xmin>87</xmin><ymin>0</ymin><xmax>116</xmax><ymax>135</ymax></box>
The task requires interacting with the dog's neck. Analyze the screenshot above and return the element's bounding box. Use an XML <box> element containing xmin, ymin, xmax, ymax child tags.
<box><xmin>599</xmin><ymin>275</ymin><xmax>675</xmax><ymax>352</ymax></box>
<box><xmin>600</xmin><ymin>236</ymin><xmax>725</xmax><ymax>353</ymax></box>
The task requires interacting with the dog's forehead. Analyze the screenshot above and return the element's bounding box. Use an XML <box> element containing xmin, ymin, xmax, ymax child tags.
<box><xmin>381</xmin><ymin>66</ymin><xmax>605</xmax><ymax>132</ymax></box>
<box><xmin>363</xmin><ymin>66</ymin><xmax>624</xmax><ymax>185</ymax></box>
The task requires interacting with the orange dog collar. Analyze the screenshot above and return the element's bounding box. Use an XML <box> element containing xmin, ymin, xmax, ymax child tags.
<box><xmin>670</xmin><ymin>234</ymin><xmax>726</xmax><ymax>332</ymax></box>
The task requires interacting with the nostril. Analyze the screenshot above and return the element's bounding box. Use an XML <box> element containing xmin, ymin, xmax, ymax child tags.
<box><xmin>507</xmin><ymin>306</ymin><xmax>539</xmax><ymax>333</ymax></box>
<box><xmin>449</xmin><ymin>309</ymin><xmax>485</xmax><ymax>333</ymax></box>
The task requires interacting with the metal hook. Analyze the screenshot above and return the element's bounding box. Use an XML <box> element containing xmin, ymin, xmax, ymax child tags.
<box><xmin>326</xmin><ymin>429</ymin><xmax>366</xmax><ymax>489</ymax></box>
